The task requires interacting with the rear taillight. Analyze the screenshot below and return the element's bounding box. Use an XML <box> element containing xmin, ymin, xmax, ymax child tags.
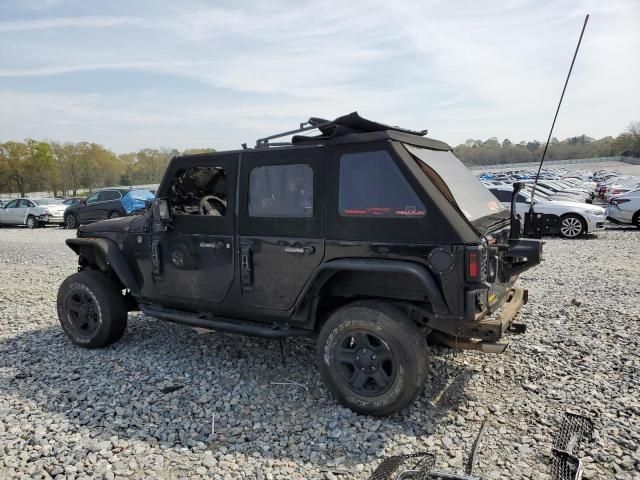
<box><xmin>465</xmin><ymin>246</ymin><xmax>487</xmax><ymax>282</ymax></box>
<box><xmin>609</xmin><ymin>198</ymin><xmax>630</xmax><ymax>205</ymax></box>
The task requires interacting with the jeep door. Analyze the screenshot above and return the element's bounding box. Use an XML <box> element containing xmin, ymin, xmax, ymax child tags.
<box><xmin>148</xmin><ymin>154</ymin><xmax>236</xmax><ymax>305</ymax></box>
<box><xmin>238</xmin><ymin>149</ymin><xmax>324</xmax><ymax>311</ymax></box>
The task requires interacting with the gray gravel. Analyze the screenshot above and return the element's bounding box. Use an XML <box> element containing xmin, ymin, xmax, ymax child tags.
<box><xmin>0</xmin><ymin>226</ymin><xmax>638</xmax><ymax>479</ymax></box>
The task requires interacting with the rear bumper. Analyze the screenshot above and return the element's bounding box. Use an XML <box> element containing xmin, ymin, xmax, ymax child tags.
<box><xmin>432</xmin><ymin>288</ymin><xmax>527</xmax><ymax>353</ymax></box>
<box><xmin>38</xmin><ymin>214</ymin><xmax>65</xmax><ymax>225</ymax></box>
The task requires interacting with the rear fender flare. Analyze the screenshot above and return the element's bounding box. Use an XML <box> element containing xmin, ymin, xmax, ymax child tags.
<box><xmin>296</xmin><ymin>258</ymin><xmax>448</xmax><ymax>320</ymax></box>
<box><xmin>66</xmin><ymin>238</ymin><xmax>139</xmax><ymax>294</ymax></box>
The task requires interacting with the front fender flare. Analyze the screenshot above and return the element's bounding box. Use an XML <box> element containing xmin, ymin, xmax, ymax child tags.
<box><xmin>66</xmin><ymin>237</ymin><xmax>139</xmax><ymax>294</ymax></box>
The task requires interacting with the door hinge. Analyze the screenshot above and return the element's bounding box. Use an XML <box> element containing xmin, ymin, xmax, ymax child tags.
<box><xmin>151</xmin><ymin>239</ymin><xmax>162</xmax><ymax>276</ymax></box>
<box><xmin>240</xmin><ymin>244</ymin><xmax>254</xmax><ymax>292</ymax></box>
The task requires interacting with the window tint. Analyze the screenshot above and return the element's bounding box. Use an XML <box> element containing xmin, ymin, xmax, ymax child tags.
<box><xmin>99</xmin><ymin>190</ymin><xmax>122</xmax><ymax>201</ymax></box>
<box><xmin>169</xmin><ymin>166</ymin><xmax>227</xmax><ymax>216</ymax></box>
<box><xmin>249</xmin><ymin>164</ymin><xmax>313</xmax><ymax>217</ymax></box>
<box><xmin>4</xmin><ymin>200</ymin><xmax>18</xmax><ymax>208</ymax></box>
<box><xmin>490</xmin><ymin>189</ymin><xmax>511</xmax><ymax>202</ymax></box>
<box><xmin>85</xmin><ymin>192</ymin><xmax>100</xmax><ymax>204</ymax></box>
<box><xmin>405</xmin><ymin>145</ymin><xmax>505</xmax><ymax>222</ymax></box>
<box><xmin>339</xmin><ymin>151</ymin><xmax>425</xmax><ymax>218</ymax></box>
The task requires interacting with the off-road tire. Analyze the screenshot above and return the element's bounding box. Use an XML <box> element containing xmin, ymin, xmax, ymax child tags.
<box><xmin>316</xmin><ymin>300</ymin><xmax>428</xmax><ymax>416</ymax></box>
<box><xmin>633</xmin><ymin>211</ymin><xmax>640</xmax><ymax>229</ymax></box>
<box><xmin>108</xmin><ymin>211</ymin><xmax>121</xmax><ymax>219</ymax></box>
<box><xmin>559</xmin><ymin>214</ymin><xmax>586</xmax><ymax>239</ymax></box>
<box><xmin>57</xmin><ymin>270</ymin><xmax>127</xmax><ymax>349</ymax></box>
<box><xmin>26</xmin><ymin>215</ymin><xmax>38</xmax><ymax>229</ymax></box>
<box><xmin>65</xmin><ymin>213</ymin><xmax>78</xmax><ymax>229</ymax></box>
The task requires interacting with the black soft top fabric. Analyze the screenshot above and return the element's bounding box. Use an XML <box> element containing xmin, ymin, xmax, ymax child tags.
<box><xmin>292</xmin><ymin>112</ymin><xmax>438</xmax><ymax>146</ymax></box>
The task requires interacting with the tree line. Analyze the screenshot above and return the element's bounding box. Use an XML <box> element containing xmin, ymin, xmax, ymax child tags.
<box><xmin>1</xmin><ymin>122</ymin><xmax>638</xmax><ymax>196</ymax></box>
<box><xmin>0</xmin><ymin>142</ymin><xmax>213</xmax><ymax>197</ymax></box>
<box><xmin>454</xmin><ymin>121</ymin><xmax>640</xmax><ymax>167</ymax></box>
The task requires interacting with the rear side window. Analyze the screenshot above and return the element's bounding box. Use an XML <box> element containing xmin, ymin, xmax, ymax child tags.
<box><xmin>99</xmin><ymin>190</ymin><xmax>122</xmax><ymax>201</ymax></box>
<box><xmin>339</xmin><ymin>151</ymin><xmax>425</xmax><ymax>217</ymax></box>
<box><xmin>249</xmin><ymin>164</ymin><xmax>313</xmax><ymax>217</ymax></box>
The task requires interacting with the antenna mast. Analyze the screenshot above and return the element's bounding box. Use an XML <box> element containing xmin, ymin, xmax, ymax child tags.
<box><xmin>530</xmin><ymin>14</ymin><xmax>589</xmax><ymax>206</ymax></box>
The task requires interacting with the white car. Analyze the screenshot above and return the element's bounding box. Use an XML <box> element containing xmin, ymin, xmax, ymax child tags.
<box><xmin>0</xmin><ymin>198</ymin><xmax>68</xmax><ymax>229</ymax></box>
<box><xmin>606</xmin><ymin>189</ymin><xmax>640</xmax><ymax>228</ymax></box>
<box><xmin>490</xmin><ymin>186</ymin><xmax>606</xmax><ymax>238</ymax></box>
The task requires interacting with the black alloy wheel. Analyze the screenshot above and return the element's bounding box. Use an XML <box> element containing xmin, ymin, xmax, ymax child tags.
<box><xmin>334</xmin><ymin>330</ymin><xmax>396</xmax><ymax>397</ymax></box>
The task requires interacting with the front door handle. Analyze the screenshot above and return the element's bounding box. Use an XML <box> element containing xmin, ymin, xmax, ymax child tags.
<box><xmin>284</xmin><ymin>245</ymin><xmax>315</xmax><ymax>255</ymax></box>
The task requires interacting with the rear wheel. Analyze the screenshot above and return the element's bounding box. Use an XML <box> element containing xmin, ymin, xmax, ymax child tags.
<box><xmin>26</xmin><ymin>215</ymin><xmax>38</xmax><ymax>229</ymax></box>
<box><xmin>316</xmin><ymin>301</ymin><xmax>428</xmax><ymax>416</ymax></box>
<box><xmin>57</xmin><ymin>270</ymin><xmax>128</xmax><ymax>348</ymax></box>
<box><xmin>633</xmin><ymin>211</ymin><xmax>640</xmax><ymax>229</ymax></box>
<box><xmin>65</xmin><ymin>213</ymin><xmax>78</xmax><ymax>229</ymax></box>
<box><xmin>560</xmin><ymin>214</ymin><xmax>586</xmax><ymax>238</ymax></box>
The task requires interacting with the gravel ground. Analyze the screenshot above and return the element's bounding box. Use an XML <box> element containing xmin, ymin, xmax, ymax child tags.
<box><xmin>0</xmin><ymin>226</ymin><xmax>638</xmax><ymax>480</ymax></box>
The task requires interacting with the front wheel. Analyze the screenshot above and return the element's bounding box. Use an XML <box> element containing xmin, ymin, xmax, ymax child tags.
<box><xmin>57</xmin><ymin>270</ymin><xmax>128</xmax><ymax>348</ymax></box>
<box><xmin>26</xmin><ymin>215</ymin><xmax>38</xmax><ymax>229</ymax></box>
<box><xmin>108</xmin><ymin>211</ymin><xmax>121</xmax><ymax>219</ymax></box>
<box><xmin>316</xmin><ymin>301</ymin><xmax>428</xmax><ymax>416</ymax></box>
<box><xmin>633</xmin><ymin>211</ymin><xmax>640</xmax><ymax>229</ymax></box>
<box><xmin>560</xmin><ymin>214</ymin><xmax>586</xmax><ymax>238</ymax></box>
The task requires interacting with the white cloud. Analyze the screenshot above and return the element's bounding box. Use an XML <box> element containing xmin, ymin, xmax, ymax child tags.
<box><xmin>0</xmin><ymin>0</ymin><xmax>638</xmax><ymax>150</ymax></box>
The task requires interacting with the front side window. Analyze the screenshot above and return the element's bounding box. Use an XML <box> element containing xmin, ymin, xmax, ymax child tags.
<box><xmin>249</xmin><ymin>164</ymin><xmax>313</xmax><ymax>217</ymax></box>
<box><xmin>85</xmin><ymin>192</ymin><xmax>100</xmax><ymax>204</ymax></box>
<box><xmin>169</xmin><ymin>166</ymin><xmax>227</xmax><ymax>216</ymax></box>
<box><xmin>339</xmin><ymin>151</ymin><xmax>426</xmax><ymax>218</ymax></box>
<box><xmin>17</xmin><ymin>199</ymin><xmax>33</xmax><ymax>208</ymax></box>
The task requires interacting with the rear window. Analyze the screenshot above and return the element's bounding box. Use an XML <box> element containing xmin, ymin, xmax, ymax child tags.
<box><xmin>339</xmin><ymin>151</ymin><xmax>426</xmax><ymax>218</ymax></box>
<box><xmin>404</xmin><ymin>145</ymin><xmax>505</xmax><ymax>221</ymax></box>
<box><xmin>32</xmin><ymin>198</ymin><xmax>64</xmax><ymax>205</ymax></box>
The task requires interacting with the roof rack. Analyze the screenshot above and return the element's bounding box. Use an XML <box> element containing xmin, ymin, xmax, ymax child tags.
<box><xmin>244</xmin><ymin>112</ymin><xmax>429</xmax><ymax>150</ymax></box>
<box><xmin>250</xmin><ymin>119</ymin><xmax>329</xmax><ymax>149</ymax></box>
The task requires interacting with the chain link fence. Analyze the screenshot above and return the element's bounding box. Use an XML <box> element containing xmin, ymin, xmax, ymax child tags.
<box><xmin>468</xmin><ymin>156</ymin><xmax>639</xmax><ymax>172</ymax></box>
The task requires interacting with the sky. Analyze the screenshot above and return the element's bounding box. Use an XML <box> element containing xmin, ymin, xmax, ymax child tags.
<box><xmin>0</xmin><ymin>0</ymin><xmax>638</xmax><ymax>153</ymax></box>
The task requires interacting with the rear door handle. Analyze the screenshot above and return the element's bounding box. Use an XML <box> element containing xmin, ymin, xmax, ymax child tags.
<box><xmin>284</xmin><ymin>246</ymin><xmax>315</xmax><ymax>255</ymax></box>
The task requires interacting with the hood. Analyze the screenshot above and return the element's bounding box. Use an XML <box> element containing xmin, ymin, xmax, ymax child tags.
<box><xmin>78</xmin><ymin>215</ymin><xmax>143</xmax><ymax>236</ymax></box>
<box><xmin>42</xmin><ymin>204</ymin><xmax>67</xmax><ymax>214</ymax></box>
<box><xmin>538</xmin><ymin>199</ymin><xmax>604</xmax><ymax>212</ymax></box>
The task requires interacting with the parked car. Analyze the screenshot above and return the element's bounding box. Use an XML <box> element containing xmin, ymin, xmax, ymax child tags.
<box><xmin>489</xmin><ymin>186</ymin><xmax>605</xmax><ymax>238</ymax></box>
<box><xmin>57</xmin><ymin>112</ymin><xmax>542</xmax><ymax>416</ymax></box>
<box><xmin>64</xmin><ymin>188</ymin><xmax>154</xmax><ymax>229</ymax></box>
<box><xmin>63</xmin><ymin>197</ymin><xmax>85</xmax><ymax>206</ymax></box>
<box><xmin>0</xmin><ymin>197</ymin><xmax>68</xmax><ymax>228</ymax></box>
<box><xmin>606</xmin><ymin>189</ymin><xmax>640</xmax><ymax>228</ymax></box>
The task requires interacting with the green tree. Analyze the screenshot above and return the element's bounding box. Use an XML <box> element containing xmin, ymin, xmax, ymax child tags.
<box><xmin>0</xmin><ymin>141</ymin><xmax>30</xmax><ymax>196</ymax></box>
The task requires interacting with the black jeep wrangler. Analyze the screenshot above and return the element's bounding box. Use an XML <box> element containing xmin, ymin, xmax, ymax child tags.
<box><xmin>57</xmin><ymin>113</ymin><xmax>542</xmax><ymax>416</ymax></box>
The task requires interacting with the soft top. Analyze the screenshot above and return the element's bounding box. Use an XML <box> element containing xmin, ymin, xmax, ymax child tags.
<box><xmin>291</xmin><ymin>112</ymin><xmax>427</xmax><ymax>143</ymax></box>
<box><xmin>282</xmin><ymin>112</ymin><xmax>452</xmax><ymax>151</ymax></box>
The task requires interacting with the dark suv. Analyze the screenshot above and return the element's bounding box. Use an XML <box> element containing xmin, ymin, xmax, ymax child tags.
<box><xmin>64</xmin><ymin>188</ymin><xmax>130</xmax><ymax>228</ymax></box>
<box><xmin>57</xmin><ymin>113</ymin><xmax>542</xmax><ymax>415</ymax></box>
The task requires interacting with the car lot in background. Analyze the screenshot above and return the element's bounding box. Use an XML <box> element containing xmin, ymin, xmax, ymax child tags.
<box><xmin>0</xmin><ymin>197</ymin><xmax>68</xmax><ymax>228</ymax></box>
<box><xmin>489</xmin><ymin>186</ymin><xmax>606</xmax><ymax>238</ymax></box>
<box><xmin>62</xmin><ymin>197</ymin><xmax>85</xmax><ymax>206</ymax></box>
<box><xmin>63</xmin><ymin>188</ymin><xmax>154</xmax><ymax>229</ymax></box>
<box><xmin>606</xmin><ymin>189</ymin><xmax>640</xmax><ymax>228</ymax></box>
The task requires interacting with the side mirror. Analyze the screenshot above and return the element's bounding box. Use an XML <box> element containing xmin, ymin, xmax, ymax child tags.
<box><xmin>152</xmin><ymin>198</ymin><xmax>171</xmax><ymax>231</ymax></box>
